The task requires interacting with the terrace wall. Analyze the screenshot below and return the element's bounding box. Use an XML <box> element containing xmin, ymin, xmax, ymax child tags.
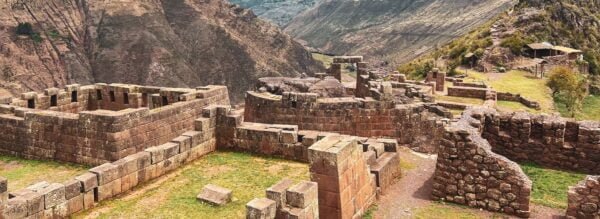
<box><xmin>243</xmin><ymin>91</ymin><xmax>449</xmax><ymax>153</ymax></box>
<box><xmin>0</xmin><ymin>85</ymin><xmax>229</xmax><ymax>165</ymax></box>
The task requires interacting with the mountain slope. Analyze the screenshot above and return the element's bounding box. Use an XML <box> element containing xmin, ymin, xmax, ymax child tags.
<box><xmin>0</xmin><ymin>0</ymin><xmax>322</xmax><ymax>102</ymax></box>
<box><xmin>284</xmin><ymin>0</ymin><xmax>516</xmax><ymax>65</ymax></box>
<box><xmin>228</xmin><ymin>0</ymin><xmax>317</xmax><ymax>26</ymax></box>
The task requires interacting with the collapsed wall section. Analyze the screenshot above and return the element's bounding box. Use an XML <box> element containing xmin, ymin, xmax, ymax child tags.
<box><xmin>433</xmin><ymin>108</ymin><xmax>532</xmax><ymax>217</ymax></box>
<box><xmin>243</xmin><ymin>91</ymin><xmax>448</xmax><ymax>153</ymax></box>
<box><xmin>0</xmin><ymin>85</ymin><xmax>230</xmax><ymax>165</ymax></box>
<box><xmin>482</xmin><ymin>111</ymin><xmax>600</xmax><ymax>174</ymax></box>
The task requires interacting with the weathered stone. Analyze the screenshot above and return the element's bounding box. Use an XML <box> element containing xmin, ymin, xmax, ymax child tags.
<box><xmin>286</xmin><ymin>181</ymin><xmax>318</xmax><ymax>208</ymax></box>
<box><xmin>197</xmin><ymin>184</ymin><xmax>232</xmax><ymax>206</ymax></box>
<box><xmin>246</xmin><ymin>198</ymin><xmax>276</xmax><ymax>219</ymax></box>
<box><xmin>38</xmin><ymin>183</ymin><xmax>66</xmax><ymax>209</ymax></box>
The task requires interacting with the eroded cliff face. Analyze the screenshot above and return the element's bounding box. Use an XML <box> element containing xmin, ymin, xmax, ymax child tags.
<box><xmin>283</xmin><ymin>0</ymin><xmax>516</xmax><ymax>65</ymax></box>
<box><xmin>0</xmin><ymin>0</ymin><xmax>322</xmax><ymax>102</ymax></box>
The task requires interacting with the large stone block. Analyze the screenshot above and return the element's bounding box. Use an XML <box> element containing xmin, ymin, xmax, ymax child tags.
<box><xmin>286</xmin><ymin>181</ymin><xmax>318</xmax><ymax>208</ymax></box>
<box><xmin>89</xmin><ymin>163</ymin><xmax>120</xmax><ymax>185</ymax></box>
<box><xmin>266</xmin><ymin>179</ymin><xmax>294</xmax><ymax>209</ymax></box>
<box><xmin>75</xmin><ymin>172</ymin><xmax>98</xmax><ymax>192</ymax></box>
<box><xmin>197</xmin><ymin>184</ymin><xmax>232</xmax><ymax>206</ymax></box>
<box><xmin>246</xmin><ymin>198</ymin><xmax>276</xmax><ymax>219</ymax></box>
<box><xmin>63</xmin><ymin>179</ymin><xmax>83</xmax><ymax>200</ymax></box>
<box><xmin>2</xmin><ymin>197</ymin><xmax>28</xmax><ymax>218</ymax></box>
<box><xmin>38</xmin><ymin>183</ymin><xmax>66</xmax><ymax>209</ymax></box>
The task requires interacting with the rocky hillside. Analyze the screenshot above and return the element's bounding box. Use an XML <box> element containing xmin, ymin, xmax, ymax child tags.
<box><xmin>228</xmin><ymin>0</ymin><xmax>317</xmax><ymax>27</ymax></box>
<box><xmin>284</xmin><ymin>0</ymin><xmax>516</xmax><ymax>66</ymax></box>
<box><xmin>0</xmin><ymin>0</ymin><xmax>322</xmax><ymax>102</ymax></box>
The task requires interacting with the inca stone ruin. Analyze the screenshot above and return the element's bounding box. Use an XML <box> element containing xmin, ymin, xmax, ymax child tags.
<box><xmin>0</xmin><ymin>56</ymin><xmax>599</xmax><ymax>218</ymax></box>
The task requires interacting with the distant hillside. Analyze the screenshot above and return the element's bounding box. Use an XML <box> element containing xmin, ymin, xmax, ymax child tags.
<box><xmin>228</xmin><ymin>0</ymin><xmax>317</xmax><ymax>26</ymax></box>
<box><xmin>284</xmin><ymin>0</ymin><xmax>516</xmax><ymax>66</ymax></box>
<box><xmin>0</xmin><ymin>0</ymin><xmax>322</xmax><ymax>102</ymax></box>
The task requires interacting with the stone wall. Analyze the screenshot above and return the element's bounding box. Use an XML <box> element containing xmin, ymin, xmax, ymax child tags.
<box><xmin>453</xmin><ymin>82</ymin><xmax>488</xmax><ymax>89</ymax></box>
<box><xmin>432</xmin><ymin>107</ymin><xmax>532</xmax><ymax>217</ymax></box>
<box><xmin>0</xmin><ymin>85</ymin><xmax>229</xmax><ymax>165</ymax></box>
<box><xmin>308</xmin><ymin>135</ymin><xmax>377</xmax><ymax>219</ymax></box>
<box><xmin>0</xmin><ymin>107</ymin><xmax>219</xmax><ymax>218</ymax></box>
<box><xmin>447</xmin><ymin>86</ymin><xmax>496</xmax><ymax>100</ymax></box>
<box><xmin>481</xmin><ymin>111</ymin><xmax>600</xmax><ymax>174</ymax></box>
<box><xmin>496</xmin><ymin>92</ymin><xmax>541</xmax><ymax>110</ymax></box>
<box><xmin>567</xmin><ymin>175</ymin><xmax>600</xmax><ymax>218</ymax></box>
<box><xmin>243</xmin><ymin>91</ymin><xmax>449</xmax><ymax>153</ymax></box>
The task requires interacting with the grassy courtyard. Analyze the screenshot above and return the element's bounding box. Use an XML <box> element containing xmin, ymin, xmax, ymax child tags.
<box><xmin>556</xmin><ymin>95</ymin><xmax>600</xmax><ymax>121</ymax></box>
<box><xmin>464</xmin><ymin>70</ymin><xmax>554</xmax><ymax>113</ymax></box>
<box><xmin>75</xmin><ymin>152</ymin><xmax>309</xmax><ymax>219</ymax></box>
<box><xmin>520</xmin><ymin>162</ymin><xmax>586</xmax><ymax>209</ymax></box>
<box><xmin>0</xmin><ymin>155</ymin><xmax>89</xmax><ymax>191</ymax></box>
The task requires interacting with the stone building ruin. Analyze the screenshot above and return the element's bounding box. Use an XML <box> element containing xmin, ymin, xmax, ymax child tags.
<box><xmin>0</xmin><ymin>56</ymin><xmax>599</xmax><ymax>218</ymax></box>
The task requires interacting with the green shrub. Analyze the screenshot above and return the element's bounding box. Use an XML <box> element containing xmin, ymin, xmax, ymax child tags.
<box><xmin>500</xmin><ymin>34</ymin><xmax>531</xmax><ymax>55</ymax></box>
<box><xmin>16</xmin><ymin>22</ymin><xmax>33</xmax><ymax>35</ymax></box>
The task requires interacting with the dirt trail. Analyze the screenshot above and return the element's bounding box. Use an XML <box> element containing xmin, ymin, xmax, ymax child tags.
<box><xmin>373</xmin><ymin>147</ymin><xmax>564</xmax><ymax>219</ymax></box>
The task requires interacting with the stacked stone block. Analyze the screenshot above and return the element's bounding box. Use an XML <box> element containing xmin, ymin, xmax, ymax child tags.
<box><xmin>0</xmin><ymin>85</ymin><xmax>229</xmax><ymax>165</ymax></box>
<box><xmin>433</xmin><ymin>108</ymin><xmax>532</xmax><ymax>217</ymax></box>
<box><xmin>247</xmin><ymin>179</ymin><xmax>319</xmax><ymax>219</ymax></box>
<box><xmin>362</xmin><ymin>139</ymin><xmax>401</xmax><ymax>194</ymax></box>
<box><xmin>425</xmin><ymin>69</ymin><xmax>446</xmax><ymax>92</ymax></box>
<box><xmin>0</xmin><ymin>104</ymin><xmax>221</xmax><ymax>218</ymax></box>
<box><xmin>496</xmin><ymin>92</ymin><xmax>541</xmax><ymax>110</ymax></box>
<box><xmin>482</xmin><ymin>111</ymin><xmax>600</xmax><ymax>174</ymax></box>
<box><xmin>308</xmin><ymin>135</ymin><xmax>376</xmax><ymax>219</ymax></box>
<box><xmin>447</xmin><ymin>86</ymin><xmax>492</xmax><ymax>100</ymax></box>
<box><xmin>567</xmin><ymin>175</ymin><xmax>600</xmax><ymax>218</ymax></box>
<box><xmin>244</xmin><ymin>91</ymin><xmax>449</xmax><ymax>153</ymax></box>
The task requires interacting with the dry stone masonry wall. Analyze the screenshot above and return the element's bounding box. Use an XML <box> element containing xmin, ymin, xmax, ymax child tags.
<box><xmin>0</xmin><ymin>84</ymin><xmax>229</xmax><ymax>165</ymax></box>
<box><xmin>433</xmin><ymin>107</ymin><xmax>532</xmax><ymax>217</ymax></box>
<box><xmin>243</xmin><ymin>91</ymin><xmax>449</xmax><ymax>153</ymax></box>
<box><xmin>567</xmin><ymin>176</ymin><xmax>600</xmax><ymax>218</ymax></box>
<box><xmin>0</xmin><ymin>105</ymin><xmax>220</xmax><ymax>218</ymax></box>
<box><xmin>482</xmin><ymin>111</ymin><xmax>600</xmax><ymax>174</ymax></box>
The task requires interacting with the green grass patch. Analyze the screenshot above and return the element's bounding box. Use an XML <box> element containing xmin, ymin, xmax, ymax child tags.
<box><xmin>496</xmin><ymin>101</ymin><xmax>539</xmax><ymax>113</ymax></box>
<box><xmin>436</xmin><ymin>95</ymin><xmax>485</xmax><ymax>105</ymax></box>
<box><xmin>312</xmin><ymin>53</ymin><xmax>333</xmax><ymax>68</ymax></box>
<box><xmin>520</xmin><ymin>162</ymin><xmax>586</xmax><ymax>209</ymax></box>
<box><xmin>414</xmin><ymin>202</ymin><xmax>488</xmax><ymax>219</ymax></box>
<box><xmin>556</xmin><ymin>95</ymin><xmax>600</xmax><ymax>120</ymax></box>
<box><xmin>466</xmin><ymin>70</ymin><xmax>554</xmax><ymax>113</ymax></box>
<box><xmin>363</xmin><ymin>204</ymin><xmax>378</xmax><ymax>219</ymax></box>
<box><xmin>75</xmin><ymin>152</ymin><xmax>309</xmax><ymax>218</ymax></box>
<box><xmin>0</xmin><ymin>155</ymin><xmax>89</xmax><ymax>191</ymax></box>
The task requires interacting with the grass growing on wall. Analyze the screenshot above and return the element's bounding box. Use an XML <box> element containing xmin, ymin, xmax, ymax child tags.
<box><xmin>520</xmin><ymin>162</ymin><xmax>586</xmax><ymax>209</ymax></box>
<box><xmin>75</xmin><ymin>152</ymin><xmax>309</xmax><ymax>218</ymax></box>
<box><xmin>0</xmin><ymin>155</ymin><xmax>89</xmax><ymax>191</ymax></box>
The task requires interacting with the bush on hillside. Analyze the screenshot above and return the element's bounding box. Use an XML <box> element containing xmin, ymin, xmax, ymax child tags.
<box><xmin>16</xmin><ymin>22</ymin><xmax>33</xmax><ymax>35</ymax></box>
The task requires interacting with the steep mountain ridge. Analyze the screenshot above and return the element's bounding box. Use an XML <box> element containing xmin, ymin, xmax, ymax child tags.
<box><xmin>284</xmin><ymin>0</ymin><xmax>516</xmax><ymax>66</ymax></box>
<box><xmin>228</xmin><ymin>0</ymin><xmax>317</xmax><ymax>26</ymax></box>
<box><xmin>0</xmin><ymin>0</ymin><xmax>322</xmax><ymax>102</ymax></box>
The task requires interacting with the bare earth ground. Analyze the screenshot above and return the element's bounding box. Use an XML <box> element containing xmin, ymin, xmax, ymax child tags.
<box><xmin>373</xmin><ymin>147</ymin><xmax>563</xmax><ymax>219</ymax></box>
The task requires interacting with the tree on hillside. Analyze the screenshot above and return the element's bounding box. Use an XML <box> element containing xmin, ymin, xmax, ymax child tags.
<box><xmin>547</xmin><ymin>66</ymin><xmax>589</xmax><ymax>117</ymax></box>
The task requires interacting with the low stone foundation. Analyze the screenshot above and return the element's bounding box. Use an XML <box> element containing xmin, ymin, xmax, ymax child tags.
<box><xmin>496</xmin><ymin>92</ymin><xmax>541</xmax><ymax>110</ymax></box>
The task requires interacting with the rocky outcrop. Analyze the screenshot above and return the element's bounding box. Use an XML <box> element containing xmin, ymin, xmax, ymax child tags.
<box><xmin>228</xmin><ymin>0</ymin><xmax>317</xmax><ymax>27</ymax></box>
<box><xmin>0</xmin><ymin>0</ymin><xmax>323</xmax><ymax>102</ymax></box>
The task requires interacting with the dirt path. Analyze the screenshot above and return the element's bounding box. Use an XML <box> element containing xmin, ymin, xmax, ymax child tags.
<box><xmin>373</xmin><ymin>147</ymin><xmax>564</xmax><ymax>219</ymax></box>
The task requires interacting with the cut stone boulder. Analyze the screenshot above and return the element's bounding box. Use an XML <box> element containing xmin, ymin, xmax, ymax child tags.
<box><xmin>246</xmin><ymin>198</ymin><xmax>276</xmax><ymax>219</ymax></box>
<box><xmin>197</xmin><ymin>184</ymin><xmax>232</xmax><ymax>206</ymax></box>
